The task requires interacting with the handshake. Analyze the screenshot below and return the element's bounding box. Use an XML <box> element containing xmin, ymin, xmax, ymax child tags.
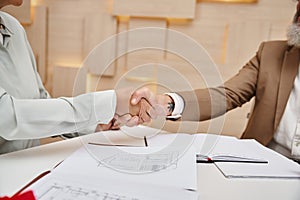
<box><xmin>96</xmin><ymin>87</ymin><xmax>175</xmax><ymax>131</ymax></box>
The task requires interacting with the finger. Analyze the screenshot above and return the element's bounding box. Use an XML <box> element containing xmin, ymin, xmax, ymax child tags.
<box><xmin>130</xmin><ymin>88</ymin><xmax>147</xmax><ymax>105</ymax></box>
<box><xmin>115</xmin><ymin>114</ymin><xmax>132</xmax><ymax>126</ymax></box>
<box><xmin>125</xmin><ymin>116</ymin><xmax>140</xmax><ymax>127</ymax></box>
<box><xmin>110</xmin><ymin>123</ymin><xmax>121</xmax><ymax>130</ymax></box>
<box><xmin>148</xmin><ymin>107</ymin><xmax>158</xmax><ymax>119</ymax></box>
<box><xmin>138</xmin><ymin>99</ymin><xmax>153</xmax><ymax>123</ymax></box>
<box><xmin>95</xmin><ymin>123</ymin><xmax>112</xmax><ymax>132</ymax></box>
<box><xmin>129</xmin><ymin>100</ymin><xmax>141</xmax><ymax>116</ymax></box>
<box><xmin>140</xmin><ymin>110</ymin><xmax>151</xmax><ymax>123</ymax></box>
<box><xmin>153</xmin><ymin>103</ymin><xmax>168</xmax><ymax>116</ymax></box>
<box><xmin>131</xmin><ymin>87</ymin><xmax>156</xmax><ymax>106</ymax></box>
<box><xmin>129</xmin><ymin>97</ymin><xmax>152</xmax><ymax>118</ymax></box>
<box><xmin>146</xmin><ymin>103</ymin><xmax>167</xmax><ymax>120</ymax></box>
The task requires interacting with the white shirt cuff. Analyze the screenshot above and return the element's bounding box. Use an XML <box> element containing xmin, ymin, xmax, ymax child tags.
<box><xmin>165</xmin><ymin>93</ymin><xmax>184</xmax><ymax>120</ymax></box>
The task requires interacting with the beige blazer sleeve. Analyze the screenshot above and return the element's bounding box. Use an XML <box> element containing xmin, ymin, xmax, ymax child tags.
<box><xmin>178</xmin><ymin>43</ymin><xmax>260</xmax><ymax>121</ymax></box>
<box><xmin>177</xmin><ymin>41</ymin><xmax>299</xmax><ymax>146</ymax></box>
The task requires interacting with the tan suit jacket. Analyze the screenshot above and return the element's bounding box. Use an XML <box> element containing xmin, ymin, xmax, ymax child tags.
<box><xmin>179</xmin><ymin>41</ymin><xmax>300</xmax><ymax>145</ymax></box>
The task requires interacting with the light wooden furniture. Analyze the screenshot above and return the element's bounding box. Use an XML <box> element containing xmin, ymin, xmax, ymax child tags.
<box><xmin>112</xmin><ymin>0</ymin><xmax>196</xmax><ymax>19</ymax></box>
<box><xmin>200</xmin><ymin>0</ymin><xmax>257</xmax><ymax>3</ymax></box>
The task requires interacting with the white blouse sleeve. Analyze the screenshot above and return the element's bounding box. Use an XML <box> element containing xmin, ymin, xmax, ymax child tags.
<box><xmin>0</xmin><ymin>88</ymin><xmax>116</xmax><ymax>140</ymax></box>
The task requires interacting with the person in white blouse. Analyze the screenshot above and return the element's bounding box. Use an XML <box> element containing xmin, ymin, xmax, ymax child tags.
<box><xmin>0</xmin><ymin>0</ymin><xmax>149</xmax><ymax>154</ymax></box>
<box><xmin>132</xmin><ymin>0</ymin><xmax>300</xmax><ymax>163</ymax></box>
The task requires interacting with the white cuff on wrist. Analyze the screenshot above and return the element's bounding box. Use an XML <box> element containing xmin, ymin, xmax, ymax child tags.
<box><xmin>165</xmin><ymin>92</ymin><xmax>184</xmax><ymax>120</ymax></box>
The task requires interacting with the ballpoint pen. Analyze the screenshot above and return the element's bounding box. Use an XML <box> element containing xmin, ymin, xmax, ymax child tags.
<box><xmin>144</xmin><ymin>136</ymin><xmax>148</xmax><ymax>147</ymax></box>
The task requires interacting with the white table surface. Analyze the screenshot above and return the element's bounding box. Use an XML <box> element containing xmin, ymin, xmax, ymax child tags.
<box><xmin>1</xmin><ymin>131</ymin><xmax>300</xmax><ymax>200</ymax></box>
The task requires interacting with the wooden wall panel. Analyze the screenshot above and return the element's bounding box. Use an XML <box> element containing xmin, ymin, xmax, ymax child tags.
<box><xmin>24</xmin><ymin>6</ymin><xmax>48</xmax><ymax>84</ymax></box>
<box><xmin>168</xmin><ymin>20</ymin><xmax>228</xmax><ymax>65</ymax></box>
<box><xmin>124</xmin><ymin>19</ymin><xmax>166</xmax><ymax>87</ymax></box>
<box><xmin>2</xmin><ymin>0</ymin><xmax>31</xmax><ymax>24</ymax></box>
<box><xmin>115</xmin><ymin>17</ymin><xmax>129</xmax><ymax>73</ymax></box>
<box><xmin>159</xmin><ymin>59</ymin><xmax>205</xmax><ymax>90</ymax></box>
<box><xmin>83</xmin><ymin>13</ymin><xmax>116</xmax><ymax>58</ymax></box>
<box><xmin>48</xmin><ymin>16</ymin><xmax>84</xmax><ymax>65</ymax></box>
<box><xmin>268</xmin><ymin>21</ymin><xmax>291</xmax><ymax>41</ymax></box>
<box><xmin>225</xmin><ymin>21</ymin><xmax>271</xmax><ymax>71</ymax></box>
<box><xmin>127</xmin><ymin>18</ymin><xmax>166</xmax><ymax>66</ymax></box>
<box><xmin>113</xmin><ymin>0</ymin><xmax>196</xmax><ymax>19</ymax></box>
<box><xmin>84</xmin><ymin>13</ymin><xmax>117</xmax><ymax>76</ymax></box>
<box><xmin>52</xmin><ymin>65</ymin><xmax>87</xmax><ymax>97</ymax></box>
<box><xmin>46</xmin><ymin>15</ymin><xmax>85</xmax><ymax>91</ymax></box>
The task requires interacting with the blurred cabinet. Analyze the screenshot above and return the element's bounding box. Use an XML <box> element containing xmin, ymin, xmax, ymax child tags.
<box><xmin>113</xmin><ymin>0</ymin><xmax>196</xmax><ymax>19</ymax></box>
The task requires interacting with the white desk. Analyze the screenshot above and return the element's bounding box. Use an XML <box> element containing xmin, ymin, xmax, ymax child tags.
<box><xmin>1</xmin><ymin>131</ymin><xmax>300</xmax><ymax>200</ymax></box>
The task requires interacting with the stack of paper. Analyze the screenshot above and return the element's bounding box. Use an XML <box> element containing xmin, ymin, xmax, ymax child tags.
<box><xmin>26</xmin><ymin>143</ymin><xmax>198</xmax><ymax>200</ymax></box>
<box><xmin>147</xmin><ymin>132</ymin><xmax>300</xmax><ymax>179</ymax></box>
<box><xmin>209</xmin><ymin>138</ymin><xmax>300</xmax><ymax>178</ymax></box>
<box><xmin>188</xmin><ymin>134</ymin><xmax>300</xmax><ymax>179</ymax></box>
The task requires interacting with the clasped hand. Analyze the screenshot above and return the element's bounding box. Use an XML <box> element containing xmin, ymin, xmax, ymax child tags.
<box><xmin>96</xmin><ymin>87</ymin><xmax>174</xmax><ymax>131</ymax></box>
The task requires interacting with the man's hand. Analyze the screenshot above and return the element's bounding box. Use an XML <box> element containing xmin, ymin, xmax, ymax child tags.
<box><xmin>130</xmin><ymin>87</ymin><xmax>174</xmax><ymax>118</ymax></box>
<box><xmin>105</xmin><ymin>88</ymin><xmax>153</xmax><ymax>129</ymax></box>
<box><xmin>129</xmin><ymin>97</ymin><xmax>153</xmax><ymax>124</ymax></box>
<box><xmin>115</xmin><ymin>88</ymin><xmax>154</xmax><ymax>123</ymax></box>
<box><xmin>96</xmin><ymin>87</ymin><xmax>174</xmax><ymax>132</ymax></box>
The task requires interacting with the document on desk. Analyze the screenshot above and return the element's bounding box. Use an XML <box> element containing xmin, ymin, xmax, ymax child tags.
<box><xmin>148</xmin><ymin>133</ymin><xmax>300</xmax><ymax>179</ymax></box>
<box><xmin>193</xmin><ymin>134</ymin><xmax>300</xmax><ymax>179</ymax></box>
<box><xmin>27</xmin><ymin>176</ymin><xmax>197</xmax><ymax>200</ymax></box>
<box><xmin>147</xmin><ymin>133</ymin><xmax>267</xmax><ymax>163</ymax></box>
<box><xmin>26</xmin><ymin>143</ymin><xmax>198</xmax><ymax>199</ymax></box>
<box><xmin>212</xmin><ymin>139</ymin><xmax>300</xmax><ymax>179</ymax></box>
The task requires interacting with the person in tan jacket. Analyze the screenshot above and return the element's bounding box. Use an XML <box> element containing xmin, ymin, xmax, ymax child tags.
<box><xmin>131</xmin><ymin>0</ymin><xmax>300</xmax><ymax>162</ymax></box>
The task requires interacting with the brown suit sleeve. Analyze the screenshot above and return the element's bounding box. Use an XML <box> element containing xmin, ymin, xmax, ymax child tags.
<box><xmin>178</xmin><ymin>42</ymin><xmax>264</xmax><ymax>121</ymax></box>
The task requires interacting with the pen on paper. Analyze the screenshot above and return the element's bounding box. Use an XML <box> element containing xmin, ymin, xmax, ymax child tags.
<box><xmin>144</xmin><ymin>136</ymin><xmax>148</xmax><ymax>147</ymax></box>
<box><xmin>88</xmin><ymin>142</ymin><xmax>137</xmax><ymax>147</ymax></box>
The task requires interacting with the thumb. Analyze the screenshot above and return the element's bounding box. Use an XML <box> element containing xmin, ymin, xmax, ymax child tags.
<box><xmin>131</xmin><ymin>87</ymin><xmax>154</xmax><ymax>105</ymax></box>
<box><xmin>130</xmin><ymin>94</ymin><xmax>140</xmax><ymax>105</ymax></box>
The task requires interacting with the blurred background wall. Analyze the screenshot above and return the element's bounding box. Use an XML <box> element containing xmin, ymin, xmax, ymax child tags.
<box><xmin>2</xmin><ymin>0</ymin><xmax>295</xmax><ymax>137</ymax></box>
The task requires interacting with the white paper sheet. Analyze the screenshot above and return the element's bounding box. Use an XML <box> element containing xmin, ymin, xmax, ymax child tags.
<box><xmin>27</xmin><ymin>174</ymin><xmax>198</xmax><ymax>200</ymax></box>
<box><xmin>25</xmin><ymin>141</ymin><xmax>198</xmax><ymax>200</ymax></box>
<box><xmin>54</xmin><ymin>144</ymin><xmax>196</xmax><ymax>189</ymax></box>
<box><xmin>212</xmin><ymin>139</ymin><xmax>300</xmax><ymax>178</ymax></box>
<box><xmin>148</xmin><ymin>133</ymin><xmax>300</xmax><ymax>179</ymax></box>
<box><xmin>192</xmin><ymin>134</ymin><xmax>300</xmax><ymax>178</ymax></box>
